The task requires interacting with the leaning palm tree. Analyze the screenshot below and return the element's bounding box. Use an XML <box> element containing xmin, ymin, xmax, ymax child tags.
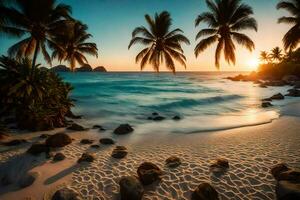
<box><xmin>51</xmin><ymin>21</ymin><xmax>98</xmax><ymax>71</ymax></box>
<box><xmin>260</xmin><ymin>51</ymin><xmax>270</xmax><ymax>64</ymax></box>
<box><xmin>277</xmin><ymin>0</ymin><xmax>300</xmax><ymax>51</ymax></box>
<box><xmin>128</xmin><ymin>11</ymin><xmax>190</xmax><ymax>73</ymax></box>
<box><xmin>0</xmin><ymin>0</ymin><xmax>72</xmax><ymax>74</ymax></box>
<box><xmin>195</xmin><ymin>0</ymin><xmax>257</xmax><ymax>69</ymax></box>
<box><xmin>270</xmin><ymin>47</ymin><xmax>283</xmax><ymax>62</ymax></box>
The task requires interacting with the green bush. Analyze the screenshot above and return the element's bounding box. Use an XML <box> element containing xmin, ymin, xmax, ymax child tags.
<box><xmin>0</xmin><ymin>56</ymin><xmax>73</xmax><ymax>131</ymax></box>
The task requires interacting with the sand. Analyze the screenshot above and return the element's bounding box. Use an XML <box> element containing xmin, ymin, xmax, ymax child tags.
<box><xmin>0</xmin><ymin>104</ymin><xmax>300</xmax><ymax>200</ymax></box>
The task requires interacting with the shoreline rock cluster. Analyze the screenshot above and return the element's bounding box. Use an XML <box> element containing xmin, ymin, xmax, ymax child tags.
<box><xmin>51</xmin><ymin>64</ymin><xmax>107</xmax><ymax>72</ymax></box>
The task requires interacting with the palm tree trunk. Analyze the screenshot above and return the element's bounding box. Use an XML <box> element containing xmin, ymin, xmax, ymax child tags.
<box><xmin>31</xmin><ymin>40</ymin><xmax>40</xmax><ymax>77</ymax></box>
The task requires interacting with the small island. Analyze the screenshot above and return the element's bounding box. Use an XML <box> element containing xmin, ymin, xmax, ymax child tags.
<box><xmin>51</xmin><ymin>64</ymin><xmax>107</xmax><ymax>72</ymax></box>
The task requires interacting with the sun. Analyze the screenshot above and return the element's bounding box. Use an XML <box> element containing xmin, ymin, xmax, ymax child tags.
<box><xmin>247</xmin><ymin>58</ymin><xmax>260</xmax><ymax>71</ymax></box>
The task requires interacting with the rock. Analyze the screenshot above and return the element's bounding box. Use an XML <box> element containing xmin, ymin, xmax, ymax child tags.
<box><xmin>152</xmin><ymin>116</ymin><xmax>165</xmax><ymax>121</ymax></box>
<box><xmin>51</xmin><ymin>65</ymin><xmax>70</xmax><ymax>72</ymax></box>
<box><xmin>67</xmin><ymin>123</ymin><xmax>86</xmax><ymax>131</ymax></box>
<box><xmin>286</xmin><ymin>89</ymin><xmax>300</xmax><ymax>97</ymax></box>
<box><xmin>294</xmin><ymin>81</ymin><xmax>300</xmax><ymax>89</ymax></box>
<box><xmin>165</xmin><ymin>156</ymin><xmax>181</xmax><ymax>168</ymax></box>
<box><xmin>40</xmin><ymin>134</ymin><xmax>51</xmax><ymax>139</ymax></box>
<box><xmin>147</xmin><ymin>117</ymin><xmax>153</xmax><ymax>120</ymax></box>
<box><xmin>4</xmin><ymin>139</ymin><xmax>27</xmax><ymax>146</ymax></box>
<box><xmin>265</xmin><ymin>80</ymin><xmax>287</xmax><ymax>87</ymax></box>
<box><xmin>53</xmin><ymin>153</ymin><xmax>66</xmax><ymax>162</ymax></box>
<box><xmin>80</xmin><ymin>139</ymin><xmax>94</xmax><ymax>144</ymax></box>
<box><xmin>262</xmin><ymin>102</ymin><xmax>273</xmax><ymax>108</ymax></box>
<box><xmin>172</xmin><ymin>116</ymin><xmax>181</xmax><ymax>120</ymax></box>
<box><xmin>90</xmin><ymin>144</ymin><xmax>100</xmax><ymax>148</ymax></box>
<box><xmin>271</xmin><ymin>93</ymin><xmax>285</xmax><ymax>100</ymax></box>
<box><xmin>77</xmin><ymin>153</ymin><xmax>95</xmax><ymax>163</ymax></box>
<box><xmin>271</xmin><ymin>163</ymin><xmax>290</xmax><ymax>180</ymax></box>
<box><xmin>191</xmin><ymin>183</ymin><xmax>219</xmax><ymax>200</ymax></box>
<box><xmin>75</xmin><ymin>64</ymin><xmax>93</xmax><ymax>72</ymax></box>
<box><xmin>259</xmin><ymin>83</ymin><xmax>268</xmax><ymax>88</ymax></box>
<box><xmin>99</xmin><ymin>138</ymin><xmax>115</xmax><ymax>145</ymax></box>
<box><xmin>282</xmin><ymin>75</ymin><xmax>300</xmax><ymax>83</ymax></box>
<box><xmin>137</xmin><ymin>162</ymin><xmax>163</xmax><ymax>185</ymax></box>
<box><xmin>27</xmin><ymin>143</ymin><xmax>50</xmax><ymax>155</ymax></box>
<box><xmin>210</xmin><ymin>158</ymin><xmax>229</xmax><ymax>173</ymax></box>
<box><xmin>92</xmin><ymin>125</ymin><xmax>105</xmax><ymax>131</ymax></box>
<box><xmin>18</xmin><ymin>172</ymin><xmax>39</xmax><ymax>188</ymax></box>
<box><xmin>65</xmin><ymin>110</ymin><xmax>82</xmax><ymax>119</ymax></box>
<box><xmin>93</xmin><ymin>66</ymin><xmax>107</xmax><ymax>72</ymax></box>
<box><xmin>152</xmin><ymin>112</ymin><xmax>159</xmax><ymax>116</ymax></box>
<box><xmin>114</xmin><ymin>124</ymin><xmax>134</xmax><ymax>135</ymax></box>
<box><xmin>119</xmin><ymin>176</ymin><xmax>144</xmax><ymax>200</ymax></box>
<box><xmin>45</xmin><ymin>133</ymin><xmax>72</xmax><ymax>148</ymax></box>
<box><xmin>111</xmin><ymin>146</ymin><xmax>128</xmax><ymax>159</ymax></box>
<box><xmin>276</xmin><ymin>181</ymin><xmax>300</xmax><ymax>200</ymax></box>
<box><xmin>277</xmin><ymin>170</ymin><xmax>300</xmax><ymax>182</ymax></box>
<box><xmin>52</xmin><ymin>187</ymin><xmax>81</xmax><ymax>200</ymax></box>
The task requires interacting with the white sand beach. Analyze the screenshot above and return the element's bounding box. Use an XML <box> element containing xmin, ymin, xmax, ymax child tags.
<box><xmin>0</xmin><ymin>103</ymin><xmax>299</xmax><ymax>200</ymax></box>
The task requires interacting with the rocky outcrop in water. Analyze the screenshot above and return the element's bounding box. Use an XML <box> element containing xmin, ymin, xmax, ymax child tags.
<box><xmin>93</xmin><ymin>66</ymin><xmax>107</xmax><ymax>72</ymax></box>
<box><xmin>75</xmin><ymin>64</ymin><xmax>93</xmax><ymax>72</ymax></box>
<box><xmin>51</xmin><ymin>65</ymin><xmax>70</xmax><ymax>72</ymax></box>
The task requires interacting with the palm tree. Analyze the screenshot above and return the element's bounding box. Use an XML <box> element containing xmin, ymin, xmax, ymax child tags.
<box><xmin>260</xmin><ymin>51</ymin><xmax>270</xmax><ymax>63</ymax></box>
<box><xmin>270</xmin><ymin>47</ymin><xmax>283</xmax><ymax>62</ymax></box>
<box><xmin>128</xmin><ymin>11</ymin><xmax>190</xmax><ymax>73</ymax></box>
<box><xmin>0</xmin><ymin>0</ymin><xmax>72</xmax><ymax>74</ymax></box>
<box><xmin>195</xmin><ymin>0</ymin><xmax>257</xmax><ymax>69</ymax></box>
<box><xmin>51</xmin><ymin>21</ymin><xmax>98</xmax><ymax>71</ymax></box>
<box><xmin>277</xmin><ymin>0</ymin><xmax>300</xmax><ymax>51</ymax></box>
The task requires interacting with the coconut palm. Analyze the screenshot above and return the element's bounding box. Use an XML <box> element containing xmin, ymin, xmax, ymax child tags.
<box><xmin>51</xmin><ymin>21</ymin><xmax>98</xmax><ymax>71</ymax></box>
<box><xmin>277</xmin><ymin>0</ymin><xmax>300</xmax><ymax>51</ymax></box>
<box><xmin>195</xmin><ymin>0</ymin><xmax>257</xmax><ymax>69</ymax></box>
<box><xmin>128</xmin><ymin>11</ymin><xmax>190</xmax><ymax>73</ymax></box>
<box><xmin>260</xmin><ymin>51</ymin><xmax>270</xmax><ymax>63</ymax></box>
<box><xmin>0</xmin><ymin>0</ymin><xmax>72</xmax><ymax>74</ymax></box>
<box><xmin>270</xmin><ymin>47</ymin><xmax>283</xmax><ymax>62</ymax></box>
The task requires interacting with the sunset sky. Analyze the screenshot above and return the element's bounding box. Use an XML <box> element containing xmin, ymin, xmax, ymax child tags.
<box><xmin>0</xmin><ymin>0</ymin><xmax>292</xmax><ymax>71</ymax></box>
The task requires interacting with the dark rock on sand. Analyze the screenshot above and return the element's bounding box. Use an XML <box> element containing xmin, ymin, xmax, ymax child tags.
<box><xmin>191</xmin><ymin>182</ymin><xmax>219</xmax><ymax>200</ymax></box>
<box><xmin>52</xmin><ymin>187</ymin><xmax>81</xmax><ymax>200</ymax></box>
<box><xmin>271</xmin><ymin>163</ymin><xmax>290</xmax><ymax>180</ymax></box>
<box><xmin>80</xmin><ymin>139</ymin><xmax>94</xmax><ymax>144</ymax></box>
<box><xmin>77</xmin><ymin>153</ymin><xmax>95</xmax><ymax>163</ymax></box>
<box><xmin>40</xmin><ymin>134</ymin><xmax>51</xmax><ymax>139</ymax></box>
<box><xmin>53</xmin><ymin>153</ymin><xmax>66</xmax><ymax>162</ymax></box>
<box><xmin>27</xmin><ymin>143</ymin><xmax>50</xmax><ymax>155</ymax></box>
<box><xmin>286</xmin><ymin>88</ymin><xmax>300</xmax><ymax>97</ymax></box>
<box><xmin>165</xmin><ymin>156</ymin><xmax>181</xmax><ymax>168</ymax></box>
<box><xmin>172</xmin><ymin>116</ymin><xmax>181</xmax><ymax>120</ymax></box>
<box><xmin>90</xmin><ymin>144</ymin><xmax>100</xmax><ymax>148</ymax></box>
<box><xmin>276</xmin><ymin>181</ymin><xmax>300</xmax><ymax>200</ymax></box>
<box><xmin>262</xmin><ymin>102</ymin><xmax>273</xmax><ymax>108</ymax></box>
<box><xmin>265</xmin><ymin>93</ymin><xmax>285</xmax><ymax>101</ymax></box>
<box><xmin>18</xmin><ymin>172</ymin><xmax>39</xmax><ymax>188</ymax></box>
<box><xmin>210</xmin><ymin>158</ymin><xmax>229</xmax><ymax>173</ymax></box>
<box><xmin>65</xmin><ymin>110</ymin><xmax>82</xmax><ymax>119</ymax></box>
<box><xmin>153</xmin><ymin>116</ymin><xmax>165</xmax><ymax>121</ymax></box>
<box><xmin>137</xmin><ymin>162</ymin><xmax>163</xmax><ymax>185</ymax></box>
<box><xmin>152</xmin><ymin>112</ymin><xmax>159</xmax><ymax>116</ymax></box>
<box><xmin>67</xmin><ymin>123</ymin><xmax>86</xmax><ymax>131</ymax></box>
<box><xmin>119</xmin><ymin>176</ymin><xmax>144</xmax><ymax>200</ymax></box>
<box><xmin>93</xmin><ymin>66</ymin><xmax>107</xmax><ymax>72</ymax></box>
<box><xmin>277</xmin><ymin>170</ymin><xmax>300</xmax><ymax>182</ymax></box>
<box><xmin>294</xmin><ymin>81</ymin><xmax>300</xmax><ymax>89</ymax></box>
<box><xmin>92</xmin><ymin>125</ymin><xmax>106</xmax><ymax>131</ymax></box>
<box><xmin>99</xmin><ymin>138</ymin><xmax>115</xmax><ymax>145</ymax></box>
<box><xmin>46</xmin><ymin>133</ymin><xmax>72</xmax><ymax>148</ymax></box>
<box><xmin>112</xmin><ymin>146</ymin><xmax>128</xmax><ymax>159</ymax></box>
<box><xmin>4</xmin><ymin>139</ymin><xmax>27</xmax><ymax>146</ymax></box>
<box><xmin>114</xmin><ymin>124</ymin><xmax>134</xmax><ymax>135</ymax></box>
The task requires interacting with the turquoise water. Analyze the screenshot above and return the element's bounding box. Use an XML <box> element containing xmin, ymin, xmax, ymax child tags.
<box><xmin>60</xmin><ymin>72</ymin><xmax>293</xmax><ymax>134</ymax></box>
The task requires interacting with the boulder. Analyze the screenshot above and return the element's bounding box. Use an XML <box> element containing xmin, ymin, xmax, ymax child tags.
<box><xmin>152</xmin><ymin>116</ymin><xmax>165</xmax><ymax>121</ymax></box>
<box><xmin>90</xmin><ymin>144</ymin><xmax>100</xmax><ymax>148</ymax></box>
<box><xmin>172</xmin><ymin>116</ymin><xmax>181</xmax><ymax>120</ymax></box>
<box><xmin>67</xmin><ymin>123</ymin><xmax>86</xmax><ymax>131</ymax></box>
<box><xmin>92</xmin><ymin>125</ymin><xmax>106</xmax><ymax>131</ymax></box>
<box><xmin>277</xmin><ymin>170</ymin><xmax>300</xmax><ymax>182</ymax></box>
<box><xmin>27</xmin><ymin>143</ymin><xmax>50</xmax><ymax>155</ymax></box>
<box><xmin>137</xmin><ymin>162</ymin><xmax>163</xmax><ymax>185</ymax></box>
<box><xmin>282</xmin><ymin>75</ymin><xmax>300</xmax><ymax>83</ymax></box>
<box><xmin>286</xmin><ymin>89</ymin><xmax>300</xmax><ymax>97</ymax></box>
<box><xmin>114</xmin><ymin>124</ymin><xmax>134</xmax><ymax>135</ymax></box>
<box><xmin>111</xmin><ymin>146</ymin><xmax>128</xmax><ymax>159</ymax></box>
<box><xmin>18</xmin><ymin>172</ymin><xmax>39</xmax><ymax>188</ymax></box>
<box><xmin>80</xmin><ymin>139</ymin><xmax>94</xmax><ymax>144</ymax></box>
<box><xmin>93</xmin><ymin>66</ymin><xmax>107</xmax><ymax>72</ymax></box>
<box><xmin>191</xmin><ymin>183</ymin><xmax>219</xmax><ymax>200</ymax></box>
<box><xmin>276</xmin><ymin>181</ymin><xmax>300</xmax><ymax>200</ymax></box>
<box><xmin>77</xmin><ymin>153</ymin><xmax>95</xmax><ymax>163</ymax></box>
<box><xmin>294</xmin><ymin>81</ymin><xmax>300</xmax><ymax>89</ymax></box>
<box><xmin>51</xmin><ymin>65</ymin><xmax>70</xmax><ymax>72</ymax></box>
<box><xmin>40</xmin><ymin>134</ymin><xmax>51</xmax><ymax>139</ymax></box>
<box><xmin>165</xmin><ymin>156</ymin><xmax>181</xmax><ymax>168</ymax></box>
<box><xmin>75</xmin><ymin>64</ymin><xmax>93</xmax><ymax>72</ymax></box>
<box><xmin>152</xmin><ymin>112</ymin><xmax>159</xmax><ymax>116</ymax></box>
<box><xmin>53</xmin><ymin>153</ymin><xmax>66</xmax><ymax>162</ymax></box>
<box><xmin>262</xmin><ymin>102</ymin><xmax>273</xmax><ymax>108</ymax></box>
<box><xmin>119</xmin><ymin>176</ymin><xmax>144</xmax><ymax>200</ymax></box>
<box><xmin>45</xmin><ymin>133</ymin><xmax>72</xmax><ymax>148</ymax></box>
<box><xmin>265</xmin><ymin>80</ymin><xmax>287</xmax><ymax>87</ymax></box>
<box><xmin>99</xmin><ymin>138</ymin><xmax>115</xmax><ymax>145</ymax></box>
<box><xmin>210</xmin><ymin>158</ymin><xmax>229</xmax><ymax>173</ymax></box>
<box><xmin>271</xmin><ymin>163</ymin><xmax>290</xmax><ymax>180</ymax></box>
<box><xmin>271</xmin><ymin>93</ymin><xmax>285</xmax><ymax>100</ymax></box>
<box><xmin>4</xmin><ymin>139</ymin><xmax>27</xmax><ymax>146</ymax></box>
<box><xmin>65</xmin><ymin>110</ymin><xmax>82</xmax><ymax>119</ymax></box>
<box><xmin>52</xmin><ymin>187</ymin><xmax>81</xmax><ymax>200</ymax></box>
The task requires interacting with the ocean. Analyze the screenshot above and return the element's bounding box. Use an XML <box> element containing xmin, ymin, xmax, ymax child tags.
<box><xmin>60</xmin><ymin>72</ymin><xmax>294</xmax><ymax>134</ymax></box>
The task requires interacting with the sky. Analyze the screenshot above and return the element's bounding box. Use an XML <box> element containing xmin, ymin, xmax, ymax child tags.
<box><xmin>0</xmin><ymin>0</ymin><xmax>292</xmax><ymax>71</ymax></box>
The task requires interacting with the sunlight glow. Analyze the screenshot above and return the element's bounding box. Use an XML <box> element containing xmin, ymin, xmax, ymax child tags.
<box><xmin>247</xmin><ymin>58</ymin><xmax>260</xmax><ymax>71</ymax></box>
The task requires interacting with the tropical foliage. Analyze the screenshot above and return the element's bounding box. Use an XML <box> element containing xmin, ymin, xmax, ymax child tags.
<box><xmin>270</xmin><ymin>47</ymin><xmax>283</xmax><ymax>62</ymax></box>
<box><xmin>128</xmin><ymin>11</ymin><xmax>190</xmax><ymax>73</ymax></box>
<box><xmin>0</xmin><ymin>56</ymin><xmax>73</xmax><ymax>131</ymax></box>
<box><xmin>277</xmin><ymin>0</ymin><xmax>300</xmax><ymax>51</ymax></box>
<box><xmin>259</xmin><ymin>51</ymin><xmax>270</xmax><ymax>64</ymax></box>
<box><xmin>195</xmin><ymin>0</ymin><xmax>257</xmax><ymax>69</ymax></box>
<box><xmin>51</xmin><ymin>21</ymin><xmax>98</xmax><ymax>71</ymax></box>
